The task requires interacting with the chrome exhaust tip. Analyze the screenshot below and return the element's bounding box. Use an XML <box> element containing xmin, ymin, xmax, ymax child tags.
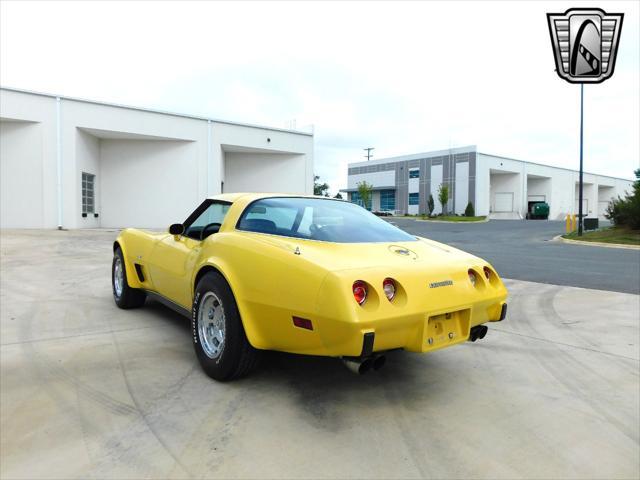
<box><xmin>372</xmin><ymin>355</ymin><xmax>386</xmax><ymax>371</ymax></box>
<box><xmin>342</xmin><ymin>357</ymin><xmax>373</xmax><ymax>375</ymax></box>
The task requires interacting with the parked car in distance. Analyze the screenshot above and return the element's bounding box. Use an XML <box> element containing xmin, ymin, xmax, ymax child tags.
<box><xmin>112</xmin><ymin>193</ymin><xmax>508</xmax><ymax>380</ymax></box>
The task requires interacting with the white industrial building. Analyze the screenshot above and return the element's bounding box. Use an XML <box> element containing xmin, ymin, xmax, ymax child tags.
<box><xmin>344</xmin><ymin>145</ymin><xmax>633</xmax><ymax>220</ymax></box>
<box><xmin>0</xmin><ymin>87</ymin><xmax>314</xmax><ymax>229</ymax></box>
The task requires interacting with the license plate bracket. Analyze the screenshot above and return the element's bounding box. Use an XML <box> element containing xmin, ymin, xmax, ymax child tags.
<box><xmin>423</xmin><ymin>309</ymin><xmax>470</xmax><ymax>351</ymax></box>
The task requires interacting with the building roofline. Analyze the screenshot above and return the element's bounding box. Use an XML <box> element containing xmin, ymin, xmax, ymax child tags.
<box><xmin>348</xmin><ymin>145</ymin><xmax>477</xmax><ymax>167</ymax></box>
<box><xmin>345</xmin><ymin>144</ymin><xmax>632</xmax><ymax>183</ymax></box>
<box><xmin>477</xmin><ymin>152</ymin><xmax>634</xmax><ymax>183</ymax></box>
<box><xmin>0</xmin><ymin>86</ymin><xmax>314</xmax><ymax>137</ymax></box>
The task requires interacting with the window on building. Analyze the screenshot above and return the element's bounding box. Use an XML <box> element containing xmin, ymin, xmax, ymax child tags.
<box><xmin>350</xmin><ymin>191</ymin><xmax>372</xmax><ymax>211</ymax></box>
<box><xmin>81</xmin><ymin>172</ymin><xmax>95</xmax><ymax>214</ymax></box>
<box><xmin>409</xmin><ymin>193</ymin><xmax>419</xmax><ymax>205</ymax></box>
<box><xmin>380</xmin><ymin>190</ymin><xmax>396</xmax><ymax>211</ymax></box>
<box><xmin>409</xmin><ymin>169</ymin><xmax>420</xmax><ymax>179</ymax></box>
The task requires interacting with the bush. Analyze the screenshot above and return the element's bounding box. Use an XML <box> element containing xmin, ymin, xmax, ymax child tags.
<box><xmin>464</xmin><ymin>202</ymin><xmax>475</xmax><ymax>217</ymax></box>
<box><xmin>427</xmin><ymin>194</ymin><xmax>435</xmax><ymax>216</ymax></box>
<box><xmin>438</xmin><ymin>184</ymin><xmax>449</xmax><ymax>215</ymax></box>
<box><xmin>605</xmin><ymin>168</ymin><xmax>640</xmax><ymax>230</ymax></box>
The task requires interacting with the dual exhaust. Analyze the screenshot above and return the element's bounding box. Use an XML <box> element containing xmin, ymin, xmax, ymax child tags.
<box><xmin>342</xmin><ymin>354</ymin><xmax>386</xmax><ymax>375</ymax></box>
<box><xmin>342</xmin><ymin>325</ymin><xmax>488</xmax><ymax>374</ymax></box>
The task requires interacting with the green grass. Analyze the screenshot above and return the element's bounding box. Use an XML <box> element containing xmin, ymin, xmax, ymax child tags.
<box><xmin>563</xmin><ymin>226</ymin><xmax>640</xmax><ymax>245</ymax></box>
<box><xmin>420</xmin><ymin>215</ymin><xmax>486</xmax><ymax>222</ymax></box>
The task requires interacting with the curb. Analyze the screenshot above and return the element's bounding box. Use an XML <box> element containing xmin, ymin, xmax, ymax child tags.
<box><xmin>414</xmin><ymin>218</ymin><xmax>489</xmax><ymax>224</ymax></box>
<box><xmin>552</xmin><ymin>234</ymin><xmax>640</xmax><ymax>250</ymax></box>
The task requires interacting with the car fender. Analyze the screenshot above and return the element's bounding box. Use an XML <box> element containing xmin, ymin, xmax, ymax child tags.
<box><xmin>192</xmin><ymin>255</ymin><xmax>265</xmax><ymax>348</ymax></box>
<box><xmin>114</xmin><ymin>229</ymin><xmax>144</xmax><ymax>290</ymax></box>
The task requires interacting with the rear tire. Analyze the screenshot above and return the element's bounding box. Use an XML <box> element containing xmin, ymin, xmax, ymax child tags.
<box><xmin>112</xmin><ymin>247</ymin><xmax>146</xmax><ymax>309</ymax></box>
<box><xmin>192</xmin><ymin>272</ymin><xmax>260</xmax><ymax>381</ymax></box>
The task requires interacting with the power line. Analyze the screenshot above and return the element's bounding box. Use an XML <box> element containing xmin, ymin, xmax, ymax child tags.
<box><xmin>364</xmin><ymin>147</ymin><xmax>374</xmax><ymax>161</ymax></box>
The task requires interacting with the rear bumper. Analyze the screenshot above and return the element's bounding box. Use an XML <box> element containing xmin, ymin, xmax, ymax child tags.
<box><xmin>258</xmin><ymin>294</ymin><xmax>508</xmax><ymax>358</ymax></box>
<box><xmin>318</xmin><ymin>297</ymin><xmax>507</xmax><ymax>357</ymax></box>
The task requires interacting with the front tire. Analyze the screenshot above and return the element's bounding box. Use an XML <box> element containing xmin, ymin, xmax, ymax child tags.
<box><xmin>192</xmin><ymin>272</ymin><xmax>260</xmax><ymax>381</ymax></box>
<box><xmin>112</xmin><ymin>247</ymin><xmax>146</xmax><ymax>309</ymax></box>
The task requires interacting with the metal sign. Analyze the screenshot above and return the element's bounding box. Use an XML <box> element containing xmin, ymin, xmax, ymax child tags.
<box><xmin>547</xmin><ymin>8</ymin><xmax>623</xmax><ymax>84</ymax></box>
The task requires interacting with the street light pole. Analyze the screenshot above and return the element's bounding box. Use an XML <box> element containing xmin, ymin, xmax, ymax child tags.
<box><xmin>578</xmin><ymin>84</ymin><xmax>584</xmax><ymax>236</ymax></box>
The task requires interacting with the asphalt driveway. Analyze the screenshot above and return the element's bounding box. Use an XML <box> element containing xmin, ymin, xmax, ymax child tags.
<box><xmin>389</xmin><ymin>218</ymin><xmax>640</xmax><ymax>294</ymax></box>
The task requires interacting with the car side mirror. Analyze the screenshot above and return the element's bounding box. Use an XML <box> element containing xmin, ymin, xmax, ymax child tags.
<box><xmin>169</xmin><ymin>223</ymin><xmax>184</xmax><ymax>237</ymax></box>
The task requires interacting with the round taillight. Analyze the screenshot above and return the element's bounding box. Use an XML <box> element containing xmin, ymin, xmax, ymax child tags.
<box><xmin>383</xmin><ymin>278</ymin><xmax>396</xmax><ymax>301</ymax></box>
<box><xmin>353</xmin><ymin>280</ymin><xmax>367</xmax><ymax>305</ymax></box>
<box><xmin>483</xmin><ymin>266</ymin><xmax>491</xmax><ymax>280</ymax></box>
<box><xmin>468</xmin><ymin>269</ymin><xmax>477</xmax><ymax>287</ymax></box>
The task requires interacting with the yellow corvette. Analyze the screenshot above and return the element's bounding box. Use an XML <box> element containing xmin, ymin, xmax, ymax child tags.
<box><xmin>112</xmin><ymin>193</ymin><xmax>507</xmax><ymax>380</ymax></box>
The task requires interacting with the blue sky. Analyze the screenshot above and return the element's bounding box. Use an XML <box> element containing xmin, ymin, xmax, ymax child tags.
<box><xmin>1</xmin><ymin>1</ymin><xmax>638</xmax><ymax>194</ymax></box>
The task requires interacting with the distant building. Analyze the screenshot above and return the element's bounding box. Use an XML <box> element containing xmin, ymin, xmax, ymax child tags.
<box><xmin>0</xmin><ymin>87</ymin><xmax>314</xmax><ymax>229</ymax></box>
<box><xmin>343</xmin><ymin>145</ymin><xmax>632</xmax><ymax>219</ymax></box>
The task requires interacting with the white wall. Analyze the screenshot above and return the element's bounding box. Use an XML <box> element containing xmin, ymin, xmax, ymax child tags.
<box><xmin>478</xmin><ymin>153</ymin><xmax>632</xmax><ymax>219</ymax></box>
<box><xmin>0</xmin><ymin>91</ymin><xmax>58</xmax><ymax>228</ymax></box>
<box><xmin>223</xmin><ymin>152</ymin><xmax>307</xmax><ymax>194</ymax></box>
<box><xmin>454</xmin><ymin>161</ymin><xmax>469</xmax><ymax>214</ymax></box>
<box><xmin>213</xmin><ymin>122</ymin><xmax>313</xmax><ymax>196</ymax></box>
<box><xmin>489</xmin><ymin>173</ymin><xmax>520</xmax><ymax>212</ymax></box>
<box><xmin>347</xmin><ymin>170</ymin><xmax>395</xmax><ymax>190</ymax></box>
<box><xmin>59</xmin><ymin>98</ymin><xmax>209</xmax><ymax>228</ymax></box>
<box><xmin>100</xmin><ymin>139</ymin><xmax>200</xmax><ymax>228</ymax></box>
<box><xmin>0</xmin><ymin>88</ymin><xmax>314</xmax><ymax>229</ymax></box>
<box><xmin>0</xmin><ymin>121</ymin><xmax>44</xmax><ymax>228</ymax></box>
<box><xmin>526</xmin><ymin>177</ymin><xmax>551</xmax><ymax>201</ymax></box>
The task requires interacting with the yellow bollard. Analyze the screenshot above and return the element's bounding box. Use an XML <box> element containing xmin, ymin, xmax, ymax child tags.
<box><xmin>566</xmin><ymin>214</ymin><xmax>571</xmax><ymax>233</ymax></box>
<box><xmin>571</xmin><ymin>214</ymin><xmax>577</xmax><ymax>232</ymax></box>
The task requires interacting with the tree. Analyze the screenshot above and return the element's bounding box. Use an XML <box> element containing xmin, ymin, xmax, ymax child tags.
<box><xmin>606</xmin><ymin>168</ymin><xmax>640</xmax><ymax>230</ymax></box>
<box><xmin>313</xmin><ymin>175</ymin><xmax>330</xmax><ymax>197</ymax></box>
<box><xmin>464</xmin><ymin>201</ymin><xmax>475</xmax><ymax>217</ymax></box>
<box><xmin>438</xmin><ymin>183</ymin><xmax>449</xmax><ymax>216</ymax></box>
<box><xmin>427</xmin><ymin>194</ymin><xmax>435</xmax><ymax>216</ymax></box>
<box><xmin>334</xmin><ymin>192</ymin><xmax>343</xmax><ymax>199</ymax></box>
<box><xmin>357</xmin><ymin>181</ymin><xmax>373</xmax><ymax>210</ymax></box>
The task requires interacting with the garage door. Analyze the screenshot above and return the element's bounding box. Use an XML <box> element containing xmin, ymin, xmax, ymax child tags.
<box><xmin>494</xmin><ymin>192</ymin><xmax>514</xmax><ymax>212</ymax></box>
<box><xmin>528</xmin><ymin>195</ymin><xmax>545</xmax><ymax>202</ymax></box>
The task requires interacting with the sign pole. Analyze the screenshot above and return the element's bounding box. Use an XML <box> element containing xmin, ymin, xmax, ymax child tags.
<box><xmin>578</xmin><ymin>83</ymin><xmax>584</xmax><ymax>236</ymax></box>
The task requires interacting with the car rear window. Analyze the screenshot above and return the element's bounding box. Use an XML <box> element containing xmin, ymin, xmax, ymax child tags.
<box><xmin>237</xmin><ymin>197</ymin><xmax>416</xmax><ymax>243</ymax></box>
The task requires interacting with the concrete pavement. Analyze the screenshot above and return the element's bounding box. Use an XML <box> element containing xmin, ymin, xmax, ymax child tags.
<box><xmin>1</xmin><ymin>230</ymin><xmax>639</xmax><ymax>479</ymax></box>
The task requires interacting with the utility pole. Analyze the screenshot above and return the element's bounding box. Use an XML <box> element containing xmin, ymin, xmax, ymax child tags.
<box><xmin>364</xmin><ymin>147</ymin><xmax>374</xmax><ymax>161</ymax></box>
<box><xmin>578</xmin><ymin>84</ymin><xmax>584</xmax><ymax>236</ymax></box>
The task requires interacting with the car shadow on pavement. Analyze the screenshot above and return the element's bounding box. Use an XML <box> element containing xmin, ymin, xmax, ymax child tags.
<box><xmin>141</xmin><ymin>299</ymin><xmax>444</xmax><ymax>429</ymax></box>
<box><xmin>245</xmin><ymin>350</ymin><xmax>437</xmax><ymax>429</ymax></box>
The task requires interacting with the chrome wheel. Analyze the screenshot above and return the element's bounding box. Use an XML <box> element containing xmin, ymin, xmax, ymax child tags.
<box><xmin>113</xmin><ymin>256</ymin><xmax>124</xmax><ymax>298</ymax></box>
<box><xmin>198</xmin><ymin>292</ymin><xmax>226</xmax><ymax>359</ymax></box>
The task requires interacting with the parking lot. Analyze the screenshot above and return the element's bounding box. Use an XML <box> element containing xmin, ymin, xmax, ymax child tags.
<box><xmin>1</xmin><ymin>226</ymin><xmax>639</xmax><ymax>479</ymax></box>
<box><xmin>389</xmin><ymin>218</ymin><xmax>640</xmax><ymax>294</ymax></box>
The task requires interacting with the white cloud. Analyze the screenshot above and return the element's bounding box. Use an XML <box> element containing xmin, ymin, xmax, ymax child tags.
<box><xmin>1</xmin><ymin>0</ymin><xmax>637</xmax><ymax>195</ymax></box>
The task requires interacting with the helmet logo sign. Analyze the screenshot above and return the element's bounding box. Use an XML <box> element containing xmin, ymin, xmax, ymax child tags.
<box><xmin>547</xmin><ymin>8</ymin><xmax>623</xmax><ymax>84</ymax></box>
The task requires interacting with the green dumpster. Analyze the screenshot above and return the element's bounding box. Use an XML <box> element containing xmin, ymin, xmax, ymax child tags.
<box><xmin>526</xmin><ymin>201</ymin><xmax>549</xmax><ymax>220</ymax></box>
